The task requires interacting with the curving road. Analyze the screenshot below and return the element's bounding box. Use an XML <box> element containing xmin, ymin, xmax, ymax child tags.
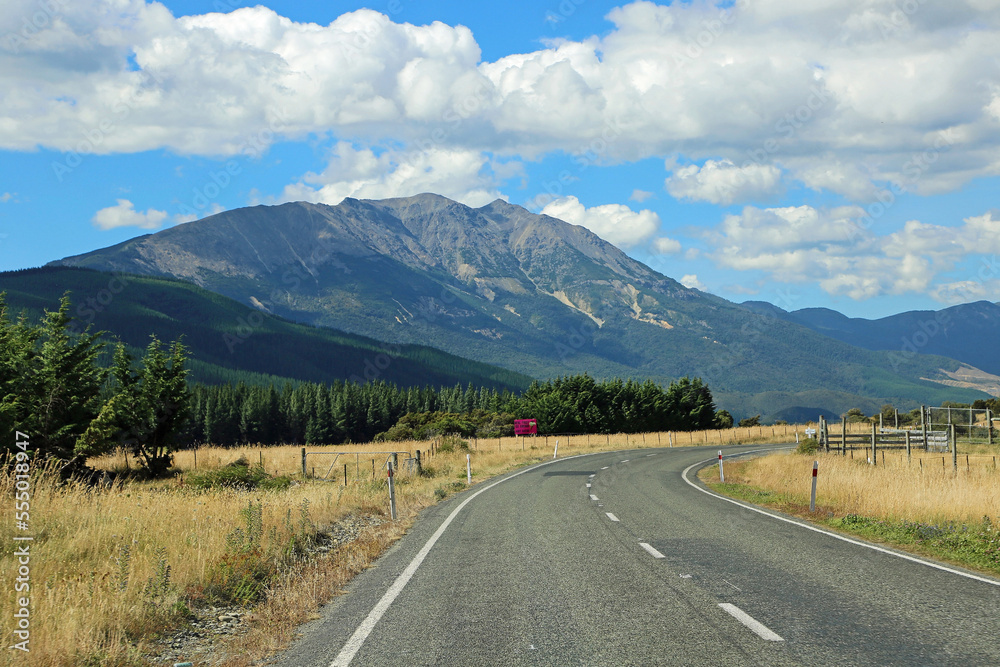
<box><xmin>271</xmin><ymin>445</ymin><xmax>1000</xmax><ymax>666</ymax></box>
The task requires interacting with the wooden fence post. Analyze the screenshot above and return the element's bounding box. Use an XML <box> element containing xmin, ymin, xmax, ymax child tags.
<box><xmin>905</xmin><ymin>430</ymin><xmax>911</xmax><ymax>463</ymax></box>
<box><xmin>301</xmin><ymin>447</ymin><xmax>306</xmax><ymax>476</ymax></box>
<box><xmin>841</xmin><ymin>417</ymin><xmax>847</xmax><ymax>456</ymax></box>
<box><xmin>870</xmin><ymin>423</ymin><xmax>877</xmax><ymax>465</ymax></box>
<box><xmin>989</xmin><ymin>409</ymin><xmax>994</xmax><ymax>446</ymax></box>
<box><xmin>951</xmin><ymin>425</ymin><xmax>957</xmax><ymax>472</ymax></box>
<box><xmin>921</xmin><ymin>409</ymin><xmax>928</xmax><ymax>452</ymax></box>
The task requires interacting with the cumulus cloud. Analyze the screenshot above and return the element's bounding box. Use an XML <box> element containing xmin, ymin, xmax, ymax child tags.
<box><xmin>92</xmin><ymin>199</ymin><xmax>168</xmax><ymax>230</ymax></box>
<box><xmin>705</xmin><ymin>206</ymin><xmax>1000</xmax><ymax>300</ymax></box>
<box><xmin>630</xmin><ymin>189</ymin><xmax>653</xmax><ymax>202</ymax></box>
<box><xmin>666</xmin><ymin>159</ymin><xmax>783</xmax><ymax>205</ymax></box>
<box><xmin>540</xmin><ymin>196</ymin><xmax>660</xmax><ymax>248</ymax></box>
<box><xmin>2</xmin><ymin>1</ymin><xmax>999</xmax><ymax>199</ymax></box>
<box><xmin>0</xmin><ymin>192</ymin><xmax>14</xmax><ymax>203</ymax></box>
<box><xmin>651</xmin><ymin>237</ymin><xmax>682</xmax><ymax>255</ymax></box>
<box><xmin>680</xmin><ymin>274</ymin><xmax>706</xmax><ymax>291</ymax></box>
<box><xmin>280</xmin><ymin>142</ymin><xmax>502</xmax><ymax>207</ymax></box>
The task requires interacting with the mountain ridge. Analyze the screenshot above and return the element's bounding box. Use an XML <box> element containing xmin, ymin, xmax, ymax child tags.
<box><xmin>50</xmin><ymin>193</ymin><xmax>991</xmax><ymax>418</ymax></box>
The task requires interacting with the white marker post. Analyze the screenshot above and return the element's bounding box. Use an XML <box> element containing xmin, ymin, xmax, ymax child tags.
<box><xmin>387</xmin><ymin>462</ymin><xmax>397</xmax><ymax>520</ymax></box>
<box><xmin>553</xmin><ymin>439</ymin><xmax>559</xmax><ymax>459</ymax></box>
<box><xmin>466</xmin><ymin>454</ymin><xmax>471</xmax><ymax>484</ymax></box>
<box><xmin>809</xmin><ymin>460</ymin><xmax>818</xmax><ymax>512</ymax></box>
<box><xmin>718</xmin><ymin>450</ymin><xmax>725</xmax><ymax>483</ymax></box>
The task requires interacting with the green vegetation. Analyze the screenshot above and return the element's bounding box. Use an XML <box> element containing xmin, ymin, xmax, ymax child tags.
<box><xmin>832</xmin><ymin>515</ymin><xmax>1000</xmax><ymax>574</ymax></box>
<box><xmin>186</xmin><ymin>457</ymin><xmax>292</xmax><ymax>491</ymax></box>
<box><xmin>0</xmin><ymin>266</ymin><xmax>532</xmax><ymax>392</ymax></box>
<box><xmin>795</xmin><ymin>437</ymin><xmax>820</xmax><ymax>454</ymax></box>
<box><xmin>0</xmin><ymin>293</ymin><xmax>191</xmax><ymax>475</ymax></box>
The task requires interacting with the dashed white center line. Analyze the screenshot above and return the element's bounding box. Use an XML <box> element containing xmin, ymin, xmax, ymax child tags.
<box><xmin>718</xmin><ymin>603</ymin><xmax>784</xmax><ymax>642</ymax></box>
<box><xmin>585</xmin><ymin>483</ymin><xmax>592</xmax><ymax>488</ymax></box>
<box><xmin>639</xmin><ymin>542</ymin><xmax>665</xmax><ymax>559</ymax></box>
<box><xmin>620</xmin><ymin>459</ymin><xmax>629</xmax><ymax>463</ymax></box>
<box><xmin>601</xmin><ymin>466</ymin><xmax>609</xmax><ymax>470</ymax></box>
<box><xmin>606</xmin><ymin>512</ymin><xmax>620</xmax><ymax>522</ymax></box>
<box><xmin>588</xmin><ymin>474</ymin><xmax>595</xmax><ymax>478</ymax></box>
<box><xmin>590</xmin><ymin>494</ymin><xmax>599</xmax><ymax>501</ymax></box>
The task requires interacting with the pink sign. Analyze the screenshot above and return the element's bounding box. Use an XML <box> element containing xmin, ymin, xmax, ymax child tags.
<box><xmin>514</xmin><ymin>418</ymin><xmax>538</xmax><ymax>435</ymax></box>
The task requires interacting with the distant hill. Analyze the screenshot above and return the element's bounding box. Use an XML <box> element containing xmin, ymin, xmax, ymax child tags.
<box><xmin>742</xmin><ymin>300</ymin><xmax>1000</xmax><ymax>377</ymax></box>
<box><xmin>0</xmin><ymin>266</ymin><xmax>532</xmax><ymax>391</ymax></box>
<box><xmin>49</xmin><ymin>193</ymin><xmax>990</xmax><ymax>419</ymax></box>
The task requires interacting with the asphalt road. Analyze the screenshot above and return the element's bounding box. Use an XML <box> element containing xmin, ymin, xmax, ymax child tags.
<box><xmin>271</xmin><ymin>445</ymin><xmax>1000</xmax><ymax>666</ymax></box>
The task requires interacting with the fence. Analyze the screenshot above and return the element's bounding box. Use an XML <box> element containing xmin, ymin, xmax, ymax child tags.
<box><xmin>301</xmin><ymin>449</ymin><xmax>415</xmax><ymax>483</ymax></box>
<box><xmin>817</xmin><ymin>415</ymin><xmax>972</xmax><ymax>469</ymax></box>
<box><xmin>924</xmin><ymin>405</ymin><xmax>995</xmax><ymax>444</ymax></box>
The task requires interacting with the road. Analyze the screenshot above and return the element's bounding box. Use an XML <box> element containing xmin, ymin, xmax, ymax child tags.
<box><xmin>271</xmin><ymin>445</ymin><xmax>1000</xmax><ymax>666</ymax></box>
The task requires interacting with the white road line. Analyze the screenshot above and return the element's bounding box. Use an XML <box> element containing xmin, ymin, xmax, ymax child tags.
<box><xmin>682</xmin><ymin>452</ymin><xmax>1000</xmax><ymax>588</ymax></box>
<box><xmin>639</xmin><ymin>542</ymin><xmax>665</xmax><ymax>559</ymax></box>
<box><xmin>590</xmin><ymin>494</ymin><xmax>599</xmax><ymax>501</ymax></box>
<box><xmin>601</xmin><ymin>466</ymin><xmax>609</xmax><ymax>470</ymax></box>
<box><xmin>329</xmin><ymin>453</ymin><xmax>590</xmax><ymax>666</ymax></box>
<box><xmin>589</xmin><ymin>474</ymin><xmax>595</xmax><ymax>478</ymax></box>
<box><xmin>718</xmin><ymin>603</ymin><xmax>784</xmax><ymax>642</ymax></box>
<box><xmin>586</xmin><ymin>483</ymin><xmax>592</xmax><ymax>488</ymax></box>
<box><xmin>620</xmin><ymin>459</ymin><xmax>629</xmax><ymax>463</ymax></box>
<box><xmin>606</xmin><ymin>512</ymin><xmax>620</xmax><ymax>522</ymax></box>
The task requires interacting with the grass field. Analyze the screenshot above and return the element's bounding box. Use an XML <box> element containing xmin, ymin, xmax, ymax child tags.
<box><xmin>0</xmin><ymin>425</ymin><xmax>805</xmax><ymax>667</ymax></box>
<box><xmin>702</xmin><ymin>448</ymin><xmax>1000</xmax><ymax>576</ymax></box>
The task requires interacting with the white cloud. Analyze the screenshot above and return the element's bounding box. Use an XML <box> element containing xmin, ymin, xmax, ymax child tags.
<box><xmin>931</xmin><ymin>279</ymin><xmax>1000</xmax><ymax>305</ymax></box>
<box><xmin>0</xmin><ymin>192</ymin><xmax>14</xmax><ymax>203</ymax></box>
<box><xmin>630</xmin><ymin>188</ymin><xmax>653</xmax><ymax>202</ymax></box>
<box><xmin>705</xmin><ymin>205</ymin><xmax>1000</xmax><ymax>300</ymax></box>
<box><xmin>92</xmin><ymin>199</ymin><xmax>168</xmax><ymax>230</ymax></box>
<box><xmin>2</xmin><ymin>2</ymin><xmax>1000</xmax><ymax>199</ymax></box>
<box><xmin>540</xmin><ymin>195</ymin><xmax>660</xmax><ymax>248</ymax></box>
<box><xmin>280</xmin><ymin>142</ymin><xmax>502</xmax><ymax>208</ymax></box>
<box><xmin>681</xmin><ymin>274</ymin><xmax>706</xmax><ymax>291</ymax></box>
<box><xmin>666</xmin><ymin>159</ymin><xmax>783</xmax><ymax>205</ymax></box>
<box><xmin>651</xmin><ymin>237</ymin><xmax>682</xmax><ymax>255</ymax></box>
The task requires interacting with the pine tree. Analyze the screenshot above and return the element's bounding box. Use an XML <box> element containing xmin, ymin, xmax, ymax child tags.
<box><xmin>30</xmin><ymin>296</ymin><xmax>107</xmax><ymax>460</ymax></box>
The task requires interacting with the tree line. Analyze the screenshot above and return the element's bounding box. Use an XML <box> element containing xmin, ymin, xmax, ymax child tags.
<box><xmin>2</xmin><ymin>294</ymin><xmax>726</xmax><ymax>475</ymax></box>
<box><xmin>183</xmin><ymin>373</ymin><xmax>725</xmax><ymax>446</ymax></box>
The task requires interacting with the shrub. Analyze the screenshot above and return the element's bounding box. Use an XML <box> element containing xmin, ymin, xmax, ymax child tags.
<box><xmin>796</xmin><ymin>437</ymin><xmax>820</xmax><ymax>454</ymax></box>
<box><xmin>437</xmin><ymin>434</ymin><xmax>468</xmax><ymax>453</ymax></box>
<box><xmin>186</xmin><ymin>456</ymin><xmax>292</xmax><ymax>491</ymax></box>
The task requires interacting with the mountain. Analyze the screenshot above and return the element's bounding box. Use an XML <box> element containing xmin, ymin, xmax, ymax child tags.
<box><xmin>0</xmin><ymin>266</ymin><xmax>532</xmax><ymax>391</ymax></box>
<box><xmin>50</xmin><ymin>193</ymin><xmax>991</xmax><ymax>418</ymax></box>
<box><xmin>742</xmin><ymin>300</ymin><xmax>1000</xmax><ymax>378</ymax></box>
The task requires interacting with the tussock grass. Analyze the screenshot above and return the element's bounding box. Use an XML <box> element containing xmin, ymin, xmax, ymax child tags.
<box><xmin>1</xmin><ymin>424</ymin><xmax>803</xmax><ymax>666</ymax></box>
<box><xmin>706</xmin><ymin>450</ymin><xmax>1000</xmax><ymax>524</ymax></box>
<box><xmin>704</xmin><ymin>450</ymin><xmax>1000</xmax><ymax>574</ymax></box>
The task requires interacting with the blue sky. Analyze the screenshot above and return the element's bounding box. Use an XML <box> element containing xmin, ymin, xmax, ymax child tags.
<box><xmin>1</xmin><ymin>0</ymin><xmax>999</xmax><ymax>318</ymax></box>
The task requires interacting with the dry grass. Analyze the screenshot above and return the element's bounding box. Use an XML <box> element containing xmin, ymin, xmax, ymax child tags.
<box><xmin>706</xmin><ymin>449</ymin><xmax>1000</xmax><ymax>525</ymax></box>
<box><xmin>1</xmin><ymin>425</ymin><xmax>805</xmax><ymax>667</ymax></box>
